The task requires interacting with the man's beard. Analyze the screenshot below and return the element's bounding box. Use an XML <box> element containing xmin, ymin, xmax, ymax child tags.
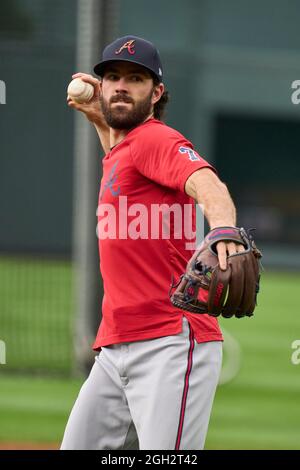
<box><xmin>100</xmin><ymin>90</ymin><xmax>153</xmax><ymax>130</ymax></box>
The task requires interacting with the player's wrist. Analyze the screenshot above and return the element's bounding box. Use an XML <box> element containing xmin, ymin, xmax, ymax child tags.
<box><xmin>209</xmin><ymin>223</ymin><xmax>236</xmax><ymax>230</ymax></box>
<box><xmin>89</xmin><ymin>112</ymin><xmax>108</xmax><ymax>128</ymax></box>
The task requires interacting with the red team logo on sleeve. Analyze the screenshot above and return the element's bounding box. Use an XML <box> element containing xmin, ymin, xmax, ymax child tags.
<box><xmin>179</xmin><ymin>146</ymin><xmax>201</xmax><ymax>161</ymax></box>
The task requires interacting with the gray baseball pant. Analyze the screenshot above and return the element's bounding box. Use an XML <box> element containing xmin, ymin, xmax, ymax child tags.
<box><xmin>61</xmin><ymin>317</ymin><xmax>222</xmax><ymax>450</ymax></box>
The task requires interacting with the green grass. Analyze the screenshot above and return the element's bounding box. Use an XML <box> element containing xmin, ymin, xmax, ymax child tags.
<box><xmin>0</xmin><ymin>256</ymin><xmax>74</xmax><ymax>372</ymax></box>
<box><xmin>0</xmin><ymin>261</ymin><xmax>299</xmax><ymax>449</ymax></box>
<box><xmin>0</xmin><ymin>375</ymin><xmax>82</xmax><ymax>444</ymax></box>
<box><xmin>206</xmin><ymin>272</ymin><xmax>300</xmax><ymax>449</ymax></box>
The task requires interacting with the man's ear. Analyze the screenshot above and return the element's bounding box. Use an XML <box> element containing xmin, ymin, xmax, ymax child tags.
<box><xmin>152</xmin><ymin>83</ymin><xmax>164</xmax><ymax>105</ymax></box>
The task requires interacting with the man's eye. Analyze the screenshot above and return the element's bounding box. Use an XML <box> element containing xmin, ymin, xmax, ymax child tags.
<box><xmin>130</xmin><ymin>75</ymin><xmax>142</xmax><ymax>82</ymax></box>
<box><xmin>107</xmin><ymin>74</ymin><xmax>118</xmax><ymax>80</ymax></box>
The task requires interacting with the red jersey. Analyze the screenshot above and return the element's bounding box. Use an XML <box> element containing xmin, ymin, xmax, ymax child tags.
<box><xmin>93</xmin><ymin>118</ymin><xmax>223</xmax><ymax>349</ymax></box>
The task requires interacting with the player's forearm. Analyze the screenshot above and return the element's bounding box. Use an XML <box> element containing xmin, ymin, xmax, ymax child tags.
<box><xmin>93</xmin><ymin>121</ymin><xmax>110</xmax><ymax>155</ymax></box>
<box><xmin>198</xmin><ymin>182</ymin><xmax>236</xmax><ymax>229</ymax></box>
<box><xmin>185</xmin><ymin>168</ymin><xmax>236</xmax><ymax>229</ymax></box>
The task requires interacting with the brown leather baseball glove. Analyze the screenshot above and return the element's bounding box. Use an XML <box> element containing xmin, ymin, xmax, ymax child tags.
<box><xmin>169</xmin><ymin>227</ymin><xmax>262</xmax><ymax>318</ymax></box>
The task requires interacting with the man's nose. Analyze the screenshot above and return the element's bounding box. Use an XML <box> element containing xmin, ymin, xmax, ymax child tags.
<box><xmin>115</xmin><ymin>77</ymin><xmax>128</xmax><ymax>93</ymax></box>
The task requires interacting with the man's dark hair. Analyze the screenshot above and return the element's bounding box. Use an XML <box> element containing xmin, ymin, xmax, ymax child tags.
<box><xmin>153</xmin><ymin>90</ymin><xmax>169</xmax><ymax>121</ymax></box>
<box><xmin>152</xmin><ymin>75</ymin><xmax>169</xmax><ymax>121</ymax></box>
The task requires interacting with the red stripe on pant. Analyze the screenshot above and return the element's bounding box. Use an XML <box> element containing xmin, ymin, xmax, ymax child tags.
<box><xmin>175</xmin><ymin>322</ymin><xmax>195</xmax><ymax>450</ymax></box>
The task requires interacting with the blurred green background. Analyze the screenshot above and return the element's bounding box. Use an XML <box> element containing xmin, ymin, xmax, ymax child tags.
<box><xmin>1</xmin><ymin>0</ymin><xmax>300</xmax><ymax>450</ymax></box>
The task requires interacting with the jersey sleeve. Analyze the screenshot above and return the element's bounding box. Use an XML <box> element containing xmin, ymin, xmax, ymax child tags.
<box><xmin>129</xmin><ymin>123</ymin><xmax>216</xmax><ymax>193</ymax></box>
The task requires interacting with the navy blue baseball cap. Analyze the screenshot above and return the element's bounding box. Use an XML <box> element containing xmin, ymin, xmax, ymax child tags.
<box><xmin>94</xmin><ymin>35</ymin><xmax>163</xmax><ymax>82</ymax></box>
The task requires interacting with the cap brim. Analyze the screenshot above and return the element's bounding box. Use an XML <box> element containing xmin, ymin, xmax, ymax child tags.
<box><xmin>93</xmin><ymin>59</ymin><xmax>162</xmax><ymax>82</ymax></box>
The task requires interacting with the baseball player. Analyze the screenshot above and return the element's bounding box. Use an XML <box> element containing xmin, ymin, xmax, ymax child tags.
<box><xmin>62</xmin><ymin>35</ymin><xmax>246</xmax><ymax>450</ymax></box>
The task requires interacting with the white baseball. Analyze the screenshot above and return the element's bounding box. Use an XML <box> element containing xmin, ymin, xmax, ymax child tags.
<box><xmin>67</xmin><ymin>78</ymin><xmax>94</xmax><ymax>103</ymax></box>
